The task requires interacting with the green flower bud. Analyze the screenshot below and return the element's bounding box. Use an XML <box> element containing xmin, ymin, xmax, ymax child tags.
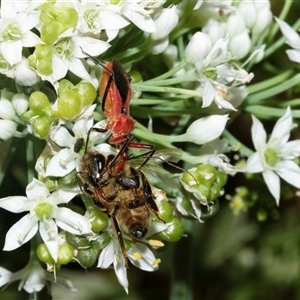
<box><xmin>29</xmin><ymin>91</ymin><xmax>51</xmax><ymax>113</ymax></box>
<box><xmin>37</xmin><ymin>243</ymin><xmax>55</xmax><ymax>264</ymax></box>
<box><xmin>87</xmin><ymin>208</ymin><xmax>109</xmax><ymax>233</ymax></box>
<box><xmin>57</xmin><ymin>170</ymin><xmax>78</xmax><ymax>188</ymax></box>
<box><xmin>77</xmin><ymin>246</ymin><xmax>99</xmax><ymax>268</ymax></box>
<box><xmin>257</xmin><ymin>209</ymin><xmax>267</xmax><ymax>222</ymax></box>
<box><xmin>181</xmin><ymin>164</ymin><xmax>227</xmax><ymax>203</ymax></box>
<box><xmin>57</xmin><ymin>242</ymin><xmax>74</xmax><ymax>265</ymax></box>
<box><xmin>31</xmin><ymin>116</ymin><xmax>51</xmax><ymax>139</ymax></box>
<box><xmin>156</xmin><ymin>200</ymin><xmax>174</xmax><ymax>223</ymax></box>
<box><xmin>41</xmin><ymin>21</ymin><xmax>62</xmax><ymax>44</ymax></box>
<box><xmin>57</xmin><ymin>7</ymin><xmax>78</xmax><ymax>30</ymax></box>
<box><xmin>65</xmin><ymin>232</ymin><xmax>90</xmax><ymax>248</ymax></box>
<box><xmin>75</xmin><ymin>81</ymin><xmax>97</xmax><ymax>108</ymax></box>
<box><xmin>58</xmin><ymin>79</ymin><xmax>74</xmax><ymax>96</ymax></box>
<box><xmin>158</xmin><ymin>217</ymin><xmax>184</xmax><ymax>243</ymax></box>
<box><xmin>58</xmin><ymin>90</ymin><xmax>81</xmax><ymax>120</ymax></box>
<box><xmin>37</xmin><ymin>59</ymin><xmax>53</xmax><ymax>76</ymax></box>
<box><xmin>216</xmin><ymin>171</ymin><xmax>228</xmax><ymax>188</ymax></box>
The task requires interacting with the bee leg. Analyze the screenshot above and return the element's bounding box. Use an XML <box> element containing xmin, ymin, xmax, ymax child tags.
<box><xmin>145</xmin><ymin>197</ymin><xmax>166</xmax><ymax>223</ymax></box>
<box><xmin>111</xmin><ymin>215</ymin><xmax>129</xmax><ymax>268</ymax></box>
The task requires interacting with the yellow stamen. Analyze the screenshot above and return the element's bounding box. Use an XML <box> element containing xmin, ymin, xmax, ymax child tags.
<box><xmin>149</xmin><ymin>239</ymin><xmax>164</xmax><ymax>248</ymax></box>
<box><xmin>152</xmin><ymin>258</ymin><xmax>161</xmax><ymax>266</ymax></box>
<box><xmin>133</xmin><ymin>252</ymin><xmax>142</xmax><ymax>260</ymax></box>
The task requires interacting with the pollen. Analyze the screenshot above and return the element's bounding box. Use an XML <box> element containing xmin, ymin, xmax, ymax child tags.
<box><xmin>152</xmin><ymin>258</ymin><xmax>161</xmax><ymax>266</ymax></box>
<box><xmin>149</xmin><ymin>239</ymin><xmax>164</xmax><ymax>248</ymax></box>
<box><xmin>133</xmin><ymin>252</ymin><xmax>142</xmax><ymax>260</ymax></box>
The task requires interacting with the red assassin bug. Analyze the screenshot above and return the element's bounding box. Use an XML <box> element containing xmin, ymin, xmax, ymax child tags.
<box><xmin>82</xmin><ymin>50</ymin><xmax>155</xmax><ymax>171</ymax></box>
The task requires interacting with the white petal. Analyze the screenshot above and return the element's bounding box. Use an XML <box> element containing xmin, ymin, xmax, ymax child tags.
<box><xmin>0</xmin><ymin>120</ymin><xmax>17</xmax><ymax>140</ymax></box>
<box><xmin>53</xmin><ymin>207</ymin><xmax>91</xmax><ymax>235</ymax></box>
<box><xmin>275</xmin><ymin>17</ymin><xmax>300</xmax><ymax>46</ymax></box>
<box><xmin>150</xmin><ymin>36</ymin><xmax>169</xmax><ymax>55</ymax></box>
<box><xmin>0</xmin><ymin>99</ymin><xmax>15</xmax><ymax>119</ymax></box>
<box><xmin>185</xmin><ymin>32</ymin><xmax>212</xmax><ymax>64</ymax></box>
<box><xmin>51</xmin><ymin>126</ymin><xmax>74</xmax><ymax>148</ymax></box>
<box><xmin>281</xmin><ymin>140</ymin><xmax>300</xmax><ymax>158</ymax></box>
<box><xmin>186</xmin><ymin>114</ymin><xmax>229</xmax><ymax>144</ymax></box>
<box><xmin>122</xmin><ymin>5</ymin><xmax>155</xmax><ymax>33</ymax></box>
<box><xmin>262</xmin><ymin>170</ymin><xmax>280</xmax><ymax>205</ymax></box>
<box><xmin>269</xmin><ymin>107</ymin><xmax>292</xmax><ymax>146</ymax></box>
<box><xmin>242</xmin><ymin>152</ymin><xmax>264</xmax><ymax>173</ymax></box>
<box><xmin>1</xmin><ymin>40</ymin><xmax>22</xmax><ymax>65</ymax></box>
<box><xmin>97</xmin><ymin>241</ymin><xmax>114</xmax><ymax>268</ymax></box>
<box><xmin>0</xmin><ymin>196</ymin><xmax>29</xmax><ymax>213</ymax></box>
<box><xmin>45</xmin><ymin>149</ymin><xmax>76</xmax><ymax>177</ymax></box>
<box><xmin>99</xmin><ymin>11</ymin><xmax>129</xmax><ymax>31</ymax></box>
<box><xmin>68</xmin><ymin>58</ymin><xmax>94</xmax><ymax>86</ymax></box>
<box><xmin>21</xmin><ymin>31</ymin><xmax>41</xmax><ymax>47</ymax></box>
<box><xmin>113</xmin><ymin>255</ymin><xmax>128</xmax><ymax>294</ymax></box>
<box><xmin>39</xmin><ymin>220</ymin><xmax>59</xmax><ymax>262</ymax></box>
<box><xmin>276</xmin><ymin>160</ymin><xmax>300</xmax><ymax>189</ymax></box>
<box><xmin>151</xmin><ymin>6</ymin><xmax>178</xmax><ymax>40</ymax></box>
<box><xmin>50</xmin><ymin>187</ymin><xmax>79</xmax><ymax>205</ymax></box>
<box><xmin>48</xmin><ymin>55</ymin><xmax>68</xmax><ymax>83</ymax></box>
<box><xmin>128</xmin><ymin>243</ymin><xmax>158</xmax><ymax>272</ymax></box>
<box><xmin>202</xmin><ymin>79</ymin><xmax>215</xmax><ymax>108</ymax></box>
<box><xmin>251</xmin><ymin>115</ymin><xmax>266</xmax><ymax>150</ymax></box>
<box><xmin>23</xmin><ymin>263</ymin><xmax>45</xmax><ymax>293</ymax></box>
<box><xmin>26</xmin><ymin>178</ymin><xmax>49</xmax><ymax>201</ymax></box>
<box><xmin>286</xmin><ymin>49</ymin><xmax>300</xmax><ymax>63</ymax></box>
<box><xmin>0</xmin><ymin>267</ymin><xmax>12</xmax><ymax>287</ymax></box>
<box><xmin>3</xmin><ymin>214</ymin><xmax>39</xmax><ymax>251</ymax></box>
<box><xmin>73</xmin><ymin>36</ymin><xmax>110</xmax><ymax>58</ymax></box>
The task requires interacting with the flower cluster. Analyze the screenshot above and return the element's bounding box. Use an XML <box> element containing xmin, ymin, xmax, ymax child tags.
<box><xmin>1</xmin><ymin>0</ymin><xmax>300</xmax><ymax>298</ymax></box>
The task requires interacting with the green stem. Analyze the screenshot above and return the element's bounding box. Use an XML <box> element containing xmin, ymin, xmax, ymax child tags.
<box><xmin>244</xmin><ymin>105</ymin><xmax>300</xmax><ymax>119</ymax></box>
<box><xmin>26</xmin><ymin>135</ymin><xmax>35</xmax><ymax>183</ymax></box>
<box><xmin>133</xmin><ymin>127</ymin><xmax>188</xmax><ymax>145</ymax></box>
<box><xmin>247</xmin><ymin>69</ymin><xmax>294</xmax><ymax>95</ymax></box>
<box><xmin>146</xmin><ymin>60</ymin><xmax>189</xmax><ymax>81</ymax></box>
<box><xmin>245</xmin><ymin>73</ymin><xmax>300</xmax><ymax>105</ymax></box>
<box><xmin>132</xmin><ymin>83</ymin><xmax>201</xmax><ymax>97</ymax></box>
<box><xmin>222</xmin><ymin>130</ymin><xmax>254</xmax><ymax>158</ymax></box>
<box><xmin>138</xmin><ymin>74</ymin><xmax>196</xmax><ymax>86</ymax></box>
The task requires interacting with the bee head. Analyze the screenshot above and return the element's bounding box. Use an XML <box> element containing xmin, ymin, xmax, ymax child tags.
<box><xmin>129</xmin><ymin>224</ymin><xmax>147</xmax><ymax>239</ymax></box>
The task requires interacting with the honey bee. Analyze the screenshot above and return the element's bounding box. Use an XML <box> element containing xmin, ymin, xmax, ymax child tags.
<box><xmin>78</xmin><ymin>148</ymin><xmax>163</xmax><ymax>268</ymax></box>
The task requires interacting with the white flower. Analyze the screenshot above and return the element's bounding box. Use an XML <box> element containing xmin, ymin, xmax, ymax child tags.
<box><xmin>0</xmin><ymin>261</ymin><xmax>76</xmax><ymax>293</ymax></box>
<box><xmin>242</xmin><ymin>107</ymin><xmax>300</xmax><ymax>205</ymax></box>
<box><xmin>98</xmin><ymin>220</ymin><xmax>163</xmax><ymax>293</ymax></box>
<box><xmin>119</xmin><ymin>0</ymin><xmax>157</xmax><ymax>33</ymax></box>
<box><xmin>98</xmin><ymin>238</ymin><xmax>129</xmax><ymax>293</ymax></box>
<box><xmin>45</xmin><ymin>106</ymin><xmax>111</xmax><ymax>177</ymax></box>
<box><xmin>0</xmin><ymin>1</ymin><xmax>41</xmax><ymax>66</ymax></box>
<box><xmin>0</xmin><ymin>178</ymin><xmax>90</xmax><ymax>261</ymax></box>
<box><xmin>276</xmin><ymin>17</ymin><xmax>300</xmax><ymax>63</ymax></box>
<box><xmin>38</xmin><ymin>31</ymin><xmax>110</xmax><ymax>88</ymax></box>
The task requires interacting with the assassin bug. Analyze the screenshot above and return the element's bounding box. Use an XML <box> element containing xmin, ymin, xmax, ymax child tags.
<box><xmin>82</xmin><ymin>49</ymin><xmax>155</xmax><ymax>171</ymax></box>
